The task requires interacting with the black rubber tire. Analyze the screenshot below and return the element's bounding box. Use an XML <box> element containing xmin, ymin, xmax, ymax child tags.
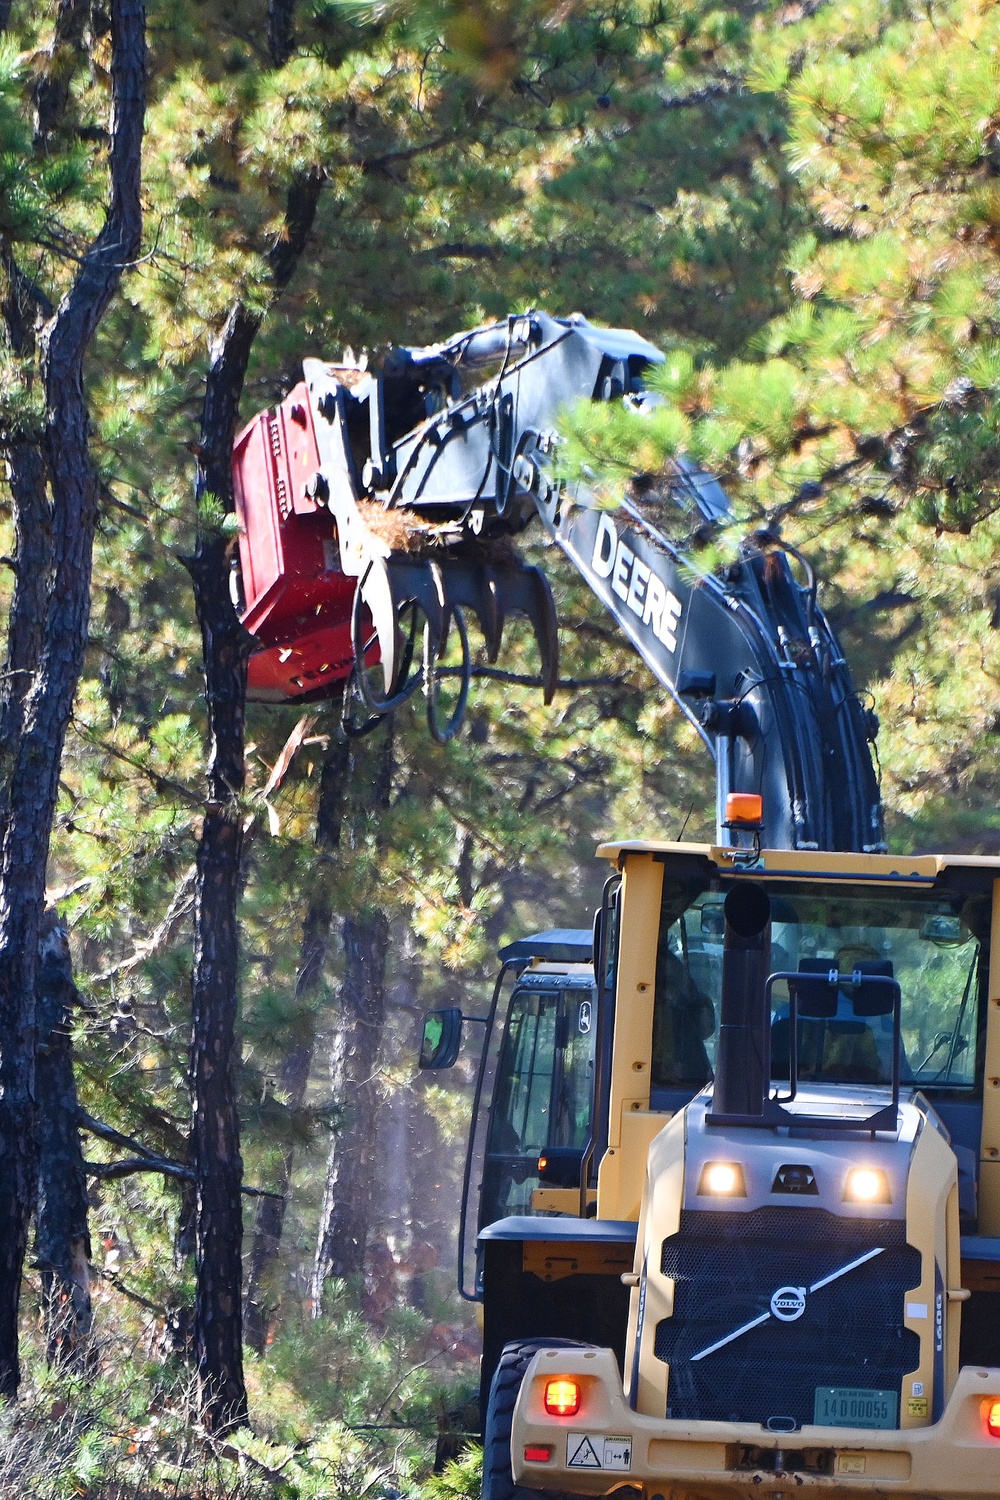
<box><xmin>482</xmin><ymin>1338</ymin><xmax>591</xmax><ymax>1500</ymax></box>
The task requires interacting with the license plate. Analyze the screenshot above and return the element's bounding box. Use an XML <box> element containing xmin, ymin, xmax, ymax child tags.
<box><xmin>813</xmin><ymin>1387</ymin><xmax>898</xmax><ymax>1430</ymax></box>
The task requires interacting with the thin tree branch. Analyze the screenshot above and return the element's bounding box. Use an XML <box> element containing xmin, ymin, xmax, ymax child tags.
<box><xmin>86</xmin><ymin>1155</ymin><xmax>191</xmax><ymax>1182</ymax></box>
<box><xmin>93</xmin><ymin>1265</ymin><xmax>169</xmax><ymax>1315</ymax></box>
<box><xmin>78</xmin><ymin>1107</ymin><xmax>160</xmax><ymax>1159</ymax></box>
<box><xmin>84</xmin><ymin>1151</ymin><xmax>283</xmax><ymax>1199</ymax></box>
<box><xmin>90</xmin><ymin>866</ymin><xmax>197</xmax><ymax>983</ymax></box>
<box><xmin>71</xmin><ymin>717</ymin><xmax>203</xmax><ymax>805</ymax></box>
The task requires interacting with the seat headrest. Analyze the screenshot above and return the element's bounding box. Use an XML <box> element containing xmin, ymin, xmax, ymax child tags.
<box><xmin>845</xmin><ymin>958</ymin><xmax>895</xmax><ymax>1017</ymax></box>
<box><xmin>789</xmin><ymin>958</ymin><xmax>838</xmax><ymax>1019</ymax></box>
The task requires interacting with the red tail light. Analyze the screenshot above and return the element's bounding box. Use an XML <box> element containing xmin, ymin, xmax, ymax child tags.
<box><xmin>544</xmin><ymin>1377</ymin><xmax>581</xmax><ymax>1417</ymax></box>
<box><xmin>986</xmin><ymin>1398</ymin><xmax>1000</xmax><ymax>1438</ymax></box>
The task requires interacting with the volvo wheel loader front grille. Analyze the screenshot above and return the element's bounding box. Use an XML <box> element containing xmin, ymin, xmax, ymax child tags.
<box><xmin>654</xmin><ymin>1207</ymin><xmax>921</xmax><ymax>1429</ymax></box>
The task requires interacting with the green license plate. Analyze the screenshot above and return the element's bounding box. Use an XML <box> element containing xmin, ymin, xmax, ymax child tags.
<box><xmin>813</xmin><ymin>1387</ymin><xmax>898</xmax><ymax>1430</ymax></box>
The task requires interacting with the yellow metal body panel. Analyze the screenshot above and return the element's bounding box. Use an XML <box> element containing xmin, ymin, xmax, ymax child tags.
<box><xmin>962</xmin><ymin>1255</ymin><xmax>1000</xmax><ymax>1293</ymax></box>
<box><xmin>599</xmin><ymin>1112</ymin><xmax>675</xmax><ymax>1223</ymax></box>
<box><xmin>512</xmin><ymin>1348</ymin><xmax>1000</xmax><ymax>1499</ymax></box>
<box><xmin>522</xmin><ymin>1239</ymin><xmax>633</xmax><ymax>1283</ymax></box>
<box><xmin>902</xmin><ymin>1122</ymin><xmax>961</xmax><ymax>1423</ymax></box>
<box><xmin>976</xmin><ymin>1162</ymin><xmax>1000</xmax><ymax>1237</ymax></box>
<box><xmin>597</xmin><ymin>839</ymin><xmax>1000</xmax><ymax>883</ymax></box>
<box><xmin>596</xmin><ymin>853</ymin><xmax>663</xmax><ymax>1222</ymax></box>
<box><xmin>979</xmin><ymin>880</ymin><xmax>1000</xmax><ymax>1234</ymax></box>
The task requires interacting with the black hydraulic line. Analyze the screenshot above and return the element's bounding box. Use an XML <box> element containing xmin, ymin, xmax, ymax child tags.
<box><xmin>424</xmin><ymin>607</ymin><xmax>471</xmax><ymax>745</ymax></box>
<box><xmin>350</xmin><ymin>570</ymin><xmax>424</xmax><ymax>716</ymax></box>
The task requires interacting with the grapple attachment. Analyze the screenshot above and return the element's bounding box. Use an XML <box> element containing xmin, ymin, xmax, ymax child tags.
<box><xmin>232</xmin><ymin>372</ymin><xmax>560</xmax><ymax>723</ymax></box>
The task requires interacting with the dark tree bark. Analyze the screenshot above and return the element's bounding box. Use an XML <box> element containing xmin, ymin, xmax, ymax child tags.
<box><xmin>244</xmin><ymin>732</ymin><xmax>350</xmax><ymax>1353</ymax></box>
<box><xmin>0</xmin><ymin>0</ymin><xmax>144</xmax><ymax>1398</ymax></box>
<box><xmin>311</xmin><ymin>906</ymin><xmax>390</xmax><ymax>1303</ymax></box>
<box><xmin>311</xmin><ymin>726</ymin><xmax>394</xmax><ymax>1310</ymax></box>
<box><xmin>183</xmin><ymin>14</ymin><xmax>325</xmax><ymax>1411</ymax></box>
<box><xmin>0</xmin><ymin>260</ymin><xmax>50</xmax><ymax>818</ymax></box>
<box><xmin>268</xmin><ymin>0</ymin><xmax>296</xmax><ymax>67</ymax></box>
<box><xmin>34</xmin><ymin>910</ymin><xmax>91</xmax><ymax>1367</ymax></box>
<box><xmin>185</xmin><ymin>303</ymin><xmax>258</xmax><ymax>1434</ymax></box>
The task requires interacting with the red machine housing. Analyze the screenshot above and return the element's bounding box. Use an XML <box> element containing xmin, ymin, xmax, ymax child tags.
<box><xmin>232</xmin><ymin>383</ymin><xmax>360</xmax><ymax>701</ymax></box>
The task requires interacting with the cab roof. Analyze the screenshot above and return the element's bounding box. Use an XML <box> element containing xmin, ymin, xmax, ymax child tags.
<box><xmin>498</xmin><ymin>928</ymin><xmax>593</xmax><ymax>964</ymax></box>
<box><xmin>596</xmin><ymin>840</ymin><xmax>1000</xmax><ymax>888</ymax></box>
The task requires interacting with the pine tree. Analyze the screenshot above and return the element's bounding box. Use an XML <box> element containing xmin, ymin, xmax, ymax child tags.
<box><xmin>0</xmin><ymin>0</ymin><xmax>145</xmax><ymax>1395</ymax></box>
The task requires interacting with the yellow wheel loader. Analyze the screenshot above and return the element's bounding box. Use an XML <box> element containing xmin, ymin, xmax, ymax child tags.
<box><xmin>455</xmin><ymin>840</ymin><xmax>1000</xmax><ymax>1500</ymax></box>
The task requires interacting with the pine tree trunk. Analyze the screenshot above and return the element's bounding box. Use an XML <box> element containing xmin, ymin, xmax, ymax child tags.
<box><xmin>310</xmin><ymin>726</ymin><xmax>394</xmax><ymax>1311</ymax></box>
<box><xmin>243</xmin><ymin>1034</ymin><xmax>312</xmax><ymax>1354</ymax></box>
<box><xmin>0</xmin><ymin>388</ymin><xmax>48</xmax><ymax>814</ymax></box>
<box><xmin>188</xmin><ymin>746</ymin><xmax>248</xmax><ymax>1431</ymax></box>
<box><xmin>185</xmin><ymin>302</ymin><xmax>258</xmax><ymax>1434</ymax></box>
<box><xmin>0</xmin><ymin>0</ymin><xmax>144</xmax><ymax>1397</ymax></box>
<box><xmin>34</xmin><ymin>911</ymin><xmax>91</xmax><ymax>1367</ymax></box>
<box><xmin>184</xmin><ymin>58</ymin><xmax>325</xmax><ymax>1410</ymax></box>
<box><xmin>245</xmin><ymin>732</ymin><xmax>350</xmax><ymax>1351</ymax></box>
<box><xmin>311</xmin><ymin>905</ymin><xmax>390</xmax><ymax>1305</ymax></box>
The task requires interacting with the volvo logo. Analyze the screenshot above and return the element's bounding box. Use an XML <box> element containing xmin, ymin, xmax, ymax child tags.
<box><xmin>770</xmin><ymin>1285</ymin><xmax>807</xmax><ymax>1322</ymax></box>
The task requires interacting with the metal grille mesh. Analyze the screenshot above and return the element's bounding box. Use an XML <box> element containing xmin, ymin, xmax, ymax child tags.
<box><xmin>655</xmin><ymin>1208</ymin><xmax>921</xmax><ymax>1428</ymax></box>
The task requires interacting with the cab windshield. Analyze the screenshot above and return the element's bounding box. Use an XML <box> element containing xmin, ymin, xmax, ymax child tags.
<box><xmin>651</xmin><ymin>877</ymin><xmax>988</xmax><ymax>1095</ymax></box>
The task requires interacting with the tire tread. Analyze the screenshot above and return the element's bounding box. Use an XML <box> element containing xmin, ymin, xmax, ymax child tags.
<box><xmin>482</xmin><ymin>1338</ymin><xmax>592</xmax><ymax>1500</ymax></box>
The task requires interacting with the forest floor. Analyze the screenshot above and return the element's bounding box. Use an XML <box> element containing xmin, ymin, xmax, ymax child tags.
<box><xmin>0</xmin><ymin>1285</ymin><xmax>482</xmax><ymax>1500</ymax></box>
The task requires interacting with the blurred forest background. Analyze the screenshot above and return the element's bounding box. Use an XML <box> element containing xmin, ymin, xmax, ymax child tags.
<box><xmin>2</xmin><ymin>0</ymin><xmax>1000</xmax><ymax>1494</ymax></box>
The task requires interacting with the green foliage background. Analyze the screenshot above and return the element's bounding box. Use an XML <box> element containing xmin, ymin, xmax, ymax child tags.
<box><xmin>3</xmin><ymin>0</ymin><xmax>1000</xmax><ymax>1490</ymax></box>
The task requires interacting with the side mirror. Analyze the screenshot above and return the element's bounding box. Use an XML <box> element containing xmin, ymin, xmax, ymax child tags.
<box><xmin>419</xmin><ymin>1008</ymin><xmax>463</xmax><ymax>1069</ymax></box>
<box><xmin>920</xmin><ymin>914</ymin><xmax>964</xmax><ymax>945</ymax></box>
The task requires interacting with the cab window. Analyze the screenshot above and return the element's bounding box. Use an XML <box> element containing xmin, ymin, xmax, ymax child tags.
<box><xmin>649</xmin><ymin>878</ymin><xmax>988</xmax><ymax>1095</ymax></box>
<box><xmin>480</xmin><ymin>983</ymin><xmax>596</xmax><ymax>1226</ymax></box>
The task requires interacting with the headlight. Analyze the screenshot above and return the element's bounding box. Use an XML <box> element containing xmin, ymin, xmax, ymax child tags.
<box><xmin>843</xmin><ymin>1167</ymin><xmax>890</xmax><ymax>1204</ymax></box>
<box><xmin>698</xmin><ymin>1161</ymin><xmax>747</xmax><ymax>1197</ymax></box>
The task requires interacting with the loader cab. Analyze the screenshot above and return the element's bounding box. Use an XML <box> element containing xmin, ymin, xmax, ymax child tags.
<box><xmin>419</xmin><ymin>929</ymin><xmax>598</xmax><ymax>1299</ymax></box>
<box><xmin>478</xmin><ymin>932</ymin><xmax>597</xmax><ymax>1231</ymax></box>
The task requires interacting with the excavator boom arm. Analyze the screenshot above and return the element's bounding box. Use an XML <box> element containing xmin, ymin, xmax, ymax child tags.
<box><xmin>232</xmin><ymin>311</ymin><xmax>883</xmax><ymax>852</ymax></box>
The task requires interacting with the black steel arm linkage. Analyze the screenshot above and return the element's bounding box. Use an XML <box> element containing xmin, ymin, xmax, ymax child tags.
<box><xmin>304</xmin><ymin>311</ymin><xmax>882</xmax><ymax>852</ymax></box>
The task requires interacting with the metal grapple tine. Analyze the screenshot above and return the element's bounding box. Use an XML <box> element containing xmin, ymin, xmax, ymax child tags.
<box><xmin>429</xmin><ymin>560</ymin><xmax>502</xmax><ymax>661</ymax></box>
<box><xmin>491</xmin><ymin>563</ymin><xmax>560</xmax><ymax>703</ymax></box>
<box><xmin>360</xmin><ymin>555</ymin><xmax>446</xmax><ymax>695</ymax></box>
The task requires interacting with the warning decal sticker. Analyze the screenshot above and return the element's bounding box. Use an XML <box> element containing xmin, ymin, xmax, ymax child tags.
<box><xmin>567</xmin><ymin>1436</ymin><xmax>601</xmax><ymax>1468</ymax></box>
<box><xmin>567</xmin><ymin>1435</ymin><xmax>632</xmax><ymax>1471</ymax></box>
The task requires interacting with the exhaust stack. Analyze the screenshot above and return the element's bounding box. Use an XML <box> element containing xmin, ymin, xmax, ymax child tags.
<box><xmin>710</xmin><ymin>883</ymin><xmax>771</xmax><ymax>1120</ymax></box>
